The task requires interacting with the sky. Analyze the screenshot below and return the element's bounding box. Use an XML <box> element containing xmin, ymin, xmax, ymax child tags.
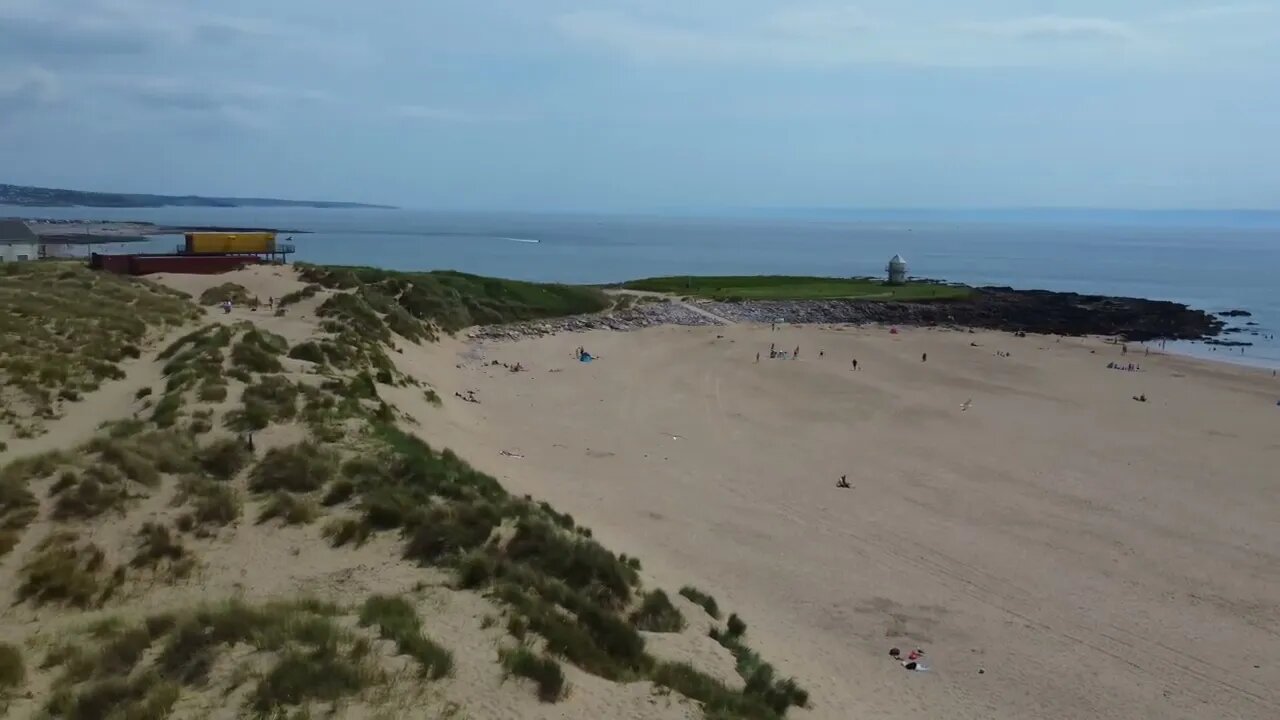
<box><xmin>1</xmin><ymin>0</ymin><xmax>1278</xmax><ymax>211</ymax></box>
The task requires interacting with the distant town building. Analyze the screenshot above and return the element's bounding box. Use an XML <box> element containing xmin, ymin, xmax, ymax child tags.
<box><xmin>886</xmin><ymin>254</ymin><xmax>907</xmax><ymax>285</ymax></box>
<box><xmin>0</xmin><ymin>220</ymin><xmax>39</xmax><ymax>262</ymax></box>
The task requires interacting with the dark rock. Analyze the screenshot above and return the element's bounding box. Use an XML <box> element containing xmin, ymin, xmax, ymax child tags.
<box><xmin>704</xmin><ymin>287</ymin><xmax>1222</xmax><ymax>342</ymax></box>
<box><xmin>1218</xmin><ymin>309</ymin><xmax>1252</xmax><ymax>317</ymax></box>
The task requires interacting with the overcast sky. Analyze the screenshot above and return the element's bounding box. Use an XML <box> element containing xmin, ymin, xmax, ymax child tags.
<box><xmin>1</xmin><ymin>1</ymin><xmax>1277</xmax><ymax>210</ymax></box>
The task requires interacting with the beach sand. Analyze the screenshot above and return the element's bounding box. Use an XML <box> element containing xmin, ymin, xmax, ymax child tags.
<box><xmin>4</xmin><ymin>263</ymin><xmax>1276</xmax><ymax>719</ymax></box>
<box><xmin>393</xmin><ymin>322</ymin><xmax>1280</xmax><ymax>720</ymax></box>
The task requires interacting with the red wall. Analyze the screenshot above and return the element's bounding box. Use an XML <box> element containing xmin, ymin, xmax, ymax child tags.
<box><xmin>91</xmin><ymin>253</ymin><xmax>261</xmax><ymax>276</ymax></box>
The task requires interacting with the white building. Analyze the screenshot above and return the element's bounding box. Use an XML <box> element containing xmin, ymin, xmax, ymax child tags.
<box><xmin>0</xmin><ymin>220</ymin><xmax>39</xmax><ymax>262</ymax></box>
<box><xmin>886</xmin><ymin>254</ymin><xmax>907</xmax><ymax>285</ymax></box>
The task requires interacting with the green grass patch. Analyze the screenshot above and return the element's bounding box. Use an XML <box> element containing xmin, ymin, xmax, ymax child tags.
<box><xmin>501</xmin><ymin>646</ymin><xmax>566</xmax><ymax>702</ymax></box>
<box><xmin>130</xmin><ymin>522</ymin><xmax>196</xmax><ymax>580</ymax></box>
<box><xmin>230</xmin><ymin>328</ymin><xmax>287</xmax><ymax>374</ymax></box>
<box><xmin>679</xmin><ymin>586</ymin><xmax>721</xmax><ymax>619</ymax></box>
<box><xmin>0</xmin><ymin>642</ymin><xmax>24</xmax><ymax>692</ymax></box>
<box><xmin>258</xmin><ymin>492</ymin><xmax>320</xmax><ymax>525</ymax></box>
<box><xmin>249</xmin><ymin>442</ymin><xmax>336</xmax><ymax>493</ymax></box>
<box><xmin>226</xmin><ymin>375</ymin><xmax>298</xmax><ymax>431</ymax></box>
<box><xmin>299</xmin><ymin>264</ymin><xmax>610</xmax><ymax>335</ymax></box>
<box><xmin>358</xmin><ymin>595</ymin><xmax>454</xmax><ymax>679</ymax></box>
<box><xmin>711</xmin><ymin>615</ymin><xmax>810</xmax><ymax>716</ymax></box>
<box><xmin>173</xmin><ymin>477</ymin><xmax>240</xmax><ymax>528</ymax></box>
<box><xmin>621</xmin><ymin>275</ymin><xmax>972</xmax><ymax>302</ymax></box>
<box><xmin>652</xmin><ymin>661</ymin><xmax>782</xmax><ymax>720</ymax></box>
<box><xmin>277</xmin><ymin>283</ymin><xmax>322</xmax><ymax>307</ymax></box>
<box><xmin>196</xmin><ymin>437</ymin><xmax>251</xmax><ymax>479</ymax></box>
<box><xmin>287</xmin><ymin>340</ymin><xmax>326</xmax><ymax>364</ymax></box>
<box><xmin>0</xmin><ymin>262</ymin><xmax>197</xmax><ymax>435</ymax></box>
<box><xmin>17</xmin><ymin>532</ymin><xmax>110</xmax><ymax>608</ymax></box>
<box><xmin>630</xmin><ymin>590</ymin><xmax>685</xmax><ymax>633</ymax></box>
<box><xmin>198</xmin><ymin>283</ymin><xmax>257</xmax><ymax>307</ymax></box>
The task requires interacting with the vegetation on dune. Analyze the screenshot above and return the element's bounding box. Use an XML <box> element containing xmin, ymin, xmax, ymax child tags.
<box><xmin>0</xmin><ymin>261</ymin><xmax>197</xmax><ymax>436</ymax></box>
<box><xmin>711</xmin><ymin>614</ymin><xmax>810</xmax><ymax>716</ymax></box>
<box><xmin>226</xmin><ymin>374</ymin><xmax>299</xmax><ymax>431</ymax></box>
<box><xmin>0</xmin><ymin>642</ymin><xmax>24</xmax><ymax>693</ymax></box>
<box><xmin>680</xmin><ymin>586</ymin><xmax>722</xmax><ymax>619</ymax></box>
<box><xmin>249</xmin><ymin>442</ymin><xmax>336</xmax><ymax>493</ymax></box>
<box><xmin>173</xmin><ymin>476</ymin><xmax>241</xmax><ymax>530</ymax></box>
<box><xmin>16</xmin><ymin>532</ymin><xmax>115</xmax><ymax>608</ymax></box>
<box><xmin>298</xmin><ymin>263</ymin><xmax>610</xmax><ymax>335</ymax></box>
<box><xmin>358</xmin><ymin>595</ymin><xmax>454</xmax><ymax>679</ymax></box>
<box><xmin>41</xmin><ymin>598</ymin><xmax>384</xmax><ymax>719</ymax></box>
<box><xmin>501</xmin><ymin>646</ymin><xmax>566</xmax><ymax>702</ymax></box>
<box><xmin>277</xmin><ymin>283</ymin><xmax>322</xmax><ymax>308</ymax></box>
<box><xmin>131</xmin><ymin>522</ymin><xmax>196</xmax><ymax>580</ymax></box>
<box><xmin>0</xmin><ymin>263</ymin><xmax>810</xmax><ymax>719</ymax></box>
<box><xmin>631</xmin><ymin>589</ymin><xmax>686</xmax><ymax>632</ymax></box>
<box><xmin>229</xmin><ymin>327</ymin><xmax>287</xmax><ymax>374</ymax></box>
<box><xmin>621</xmin><ymin>275</ymin><xmax>972</xmax><ymax>302</ymax></box>
<box><xmin>197</xmin><ymin>282</ymin><xmax>257</xmax><ymax>307</ymax></box>
<box><xmin>258</xmin><ymin>491</ymin><xmax>320</xmax><ymax>525</ymax></box>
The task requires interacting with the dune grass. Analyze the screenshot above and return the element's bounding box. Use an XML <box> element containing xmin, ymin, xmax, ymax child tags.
<box><xmin>198</xmin><ymin>282</ymin><xmax>257</xmax><ymax>307</ymax></box>
<box><xmin>298</xmin><ymin>263</ymin><xmax>610</xmax><ymax>335</ymax></box>
<box><xmin>16</xmin><ymin>532</ymin><xmax>111</xmax><ymax>608</ymax></box>
<box><xmin>501</xmin><ymin>646</ymin><xmax>566</xmax><ymax>702</ymax></box>
<box><xmin>358</xmin><ymin>595</ymin><xmax>454</xmax><ymax>679</ymax></box>
<box><xmin>130</xmin><ymin>522</ymin><xmax>196</xmax><ymax>580</ymax></box>
<box><xmin>0</xmin><ymin>642</ymin><xmax>23</xmax><ymax>692</ymax></box>
<box><xmin>258</xmin><ymin>492</ymin><xmax>319</xmax><ymax>525</ymax></box>
<box><xmin>679</xmin><ymin>586</ymin><xmax>722</xmax><ymax>620</ymax></box>
<box><xmin>621</xmin><ymin>275</ymin><xmax>972</xmax><ymax>302</ymax></box>
<box><xmin>0</xmin><ymin>261</ymin><xmax>197</xmax><ymax>435</ymax></box>
<box><xmin>630</xmin><ymin>590</ymin><xmax>686</xmax><ymax>633</ymax></box>
<box><xmin>711</xmin><ymin>614</ymin><xmax>809</xmax><ymax>716</ymax></box>
<box><xmin>42</xmin><ymin>597</ymin><xmax>379</xmax><ymax>719</ymax></box>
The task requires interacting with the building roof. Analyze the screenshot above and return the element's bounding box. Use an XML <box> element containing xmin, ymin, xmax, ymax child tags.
<box><xmin>888</xmin><ymin>254</ymin><xmax>906</xmax><ymax>266</ymax></box>
<box><xmin>0</xmin><ymin>219</ymin><xmax>38</xmax><ymax>244</ymax></box>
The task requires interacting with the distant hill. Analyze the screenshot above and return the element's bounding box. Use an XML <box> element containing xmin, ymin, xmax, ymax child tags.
<box><xmin>0</xmin><ymin>183</ymin><xmax>395</xmax><ymax>210</ymax></box>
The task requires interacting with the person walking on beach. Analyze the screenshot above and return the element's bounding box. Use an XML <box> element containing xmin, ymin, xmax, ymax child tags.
<box><xmin>794</xmin><ymin>346</ymin><xmax>800</xmax><ymax>360</ymax></box>
<box><xmin>851</xmin><ymin>358</ymin><xmax>858</xmax><ymax>371</ymax></box>
<box><xmin>755</xmin><ymin>352</ymin><xmax>760</xmax><ymax>364</ymax></box>
<box><xmin>921</xmin><ymin>352</ymin><xmax>928</xmax><ymax>363</ymax></box>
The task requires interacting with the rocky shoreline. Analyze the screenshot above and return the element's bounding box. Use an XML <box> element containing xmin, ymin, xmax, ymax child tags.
<box><xmin>468</xmin><ymin>287</ymin><xmax>1225</xmax><ymax>343</ymax></box>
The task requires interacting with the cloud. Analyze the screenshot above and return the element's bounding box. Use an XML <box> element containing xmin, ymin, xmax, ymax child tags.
<box><xmin>1158</xmin><ymin>3</ymin><xmax>1278</xmax><ymax>24</ymax></box>
<box><xmin>393</xmin><ymin>105</ymin><xmax>481</xmax><ymax>123</ymax></box>
<box><xmin>0</xmin><ymin>0</ymin><xmax>366</xmax><ymax>64</ymax></box>
<box><xmin>554</xmin><ymin>7</ymin><xmax>1150</xmax><ymax>68</ymax></box>
<box><xmin>959</xmin><ymin>16</ymin><xmax>1137</xmax><ymax>42</ymax></box>
<box><xmin>0</xmin><ymin>66</ymin><xmax>61</xmax><ymax>112</ymax></box>
<box><xmin>554</xmin><ymin>5</ymin><xmax>1274</xmax><ymax>68</ymax></box>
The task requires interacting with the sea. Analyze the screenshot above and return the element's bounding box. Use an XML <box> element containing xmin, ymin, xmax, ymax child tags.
<box><xmin>7</xmin><ymin>205</ymin><xmax>1279</xmax><ymax>370</ymax></box>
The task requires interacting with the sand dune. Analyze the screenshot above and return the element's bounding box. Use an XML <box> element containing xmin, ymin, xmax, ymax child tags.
<box><xmin>401</xmin><ymin>323</ymin><xmax>1280</xmax><ymax>720</ymax></box>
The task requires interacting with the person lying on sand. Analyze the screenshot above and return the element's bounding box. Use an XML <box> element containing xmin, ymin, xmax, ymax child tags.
<box><xmin>836</xmin><ymin>475</ymin><xmax>851</xmax><ymax>489</ymax></box>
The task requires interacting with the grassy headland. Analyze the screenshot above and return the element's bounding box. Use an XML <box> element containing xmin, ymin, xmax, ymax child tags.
<box><xmin>621</xmin><ymin>275</ymin><xmax>972</xmax><ymax>302</ymax></box>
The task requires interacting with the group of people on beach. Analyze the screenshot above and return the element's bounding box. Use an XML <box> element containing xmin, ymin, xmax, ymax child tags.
<box><xmin>1108</xmin><ymin>361</ymin><xmax>1142</xmax><ymax>372</ymax></box>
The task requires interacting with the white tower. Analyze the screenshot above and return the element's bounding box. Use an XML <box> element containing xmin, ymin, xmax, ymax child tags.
<box><xmin>886</xmin><ymin>254</ymin><xmax>907</xmax><ymax>285</ymax></box>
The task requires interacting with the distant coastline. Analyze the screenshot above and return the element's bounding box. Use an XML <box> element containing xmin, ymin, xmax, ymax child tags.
<box><xmin>0</xmin><ymin>182</ymin><xmax>394</xmax><ymax>210</ymax></box>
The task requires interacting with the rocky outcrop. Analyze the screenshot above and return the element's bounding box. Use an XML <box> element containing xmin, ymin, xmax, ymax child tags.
<box><xmin>467</xmin><ymin>300</ymin><xmax>721</xmax><ymax>341</ymax></box>
<box><xmin>470</xmin><ymin>288</ymin><xmax>1224</xmax><ymax>343</ymax></box>
<box><xmin>703</xmin><ymin>288</ymin><xmax>1222</xmax><ymax>341</ymax></box>
<box><xmin>1218</xmin><ymin>309</ymin><xmax>1252</xmax><ymax>317</ymax></box>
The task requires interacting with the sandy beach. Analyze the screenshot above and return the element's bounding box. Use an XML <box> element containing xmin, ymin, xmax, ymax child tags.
<box><xmin>2</xmin><ymin>265</ymin><xmax>1276</xmax><ymax>719</ymax></box>
<box><xmin>396</xmin><ymin>321</ymin><xmax>1280</xmax><ymax>719</ymax></box>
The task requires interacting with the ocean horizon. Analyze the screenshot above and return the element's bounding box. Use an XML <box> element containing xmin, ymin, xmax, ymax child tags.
<box><xmin>7</xmin><ymin>204</ymin><xmax>1279</xmax><ymax>369</ymax></box>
